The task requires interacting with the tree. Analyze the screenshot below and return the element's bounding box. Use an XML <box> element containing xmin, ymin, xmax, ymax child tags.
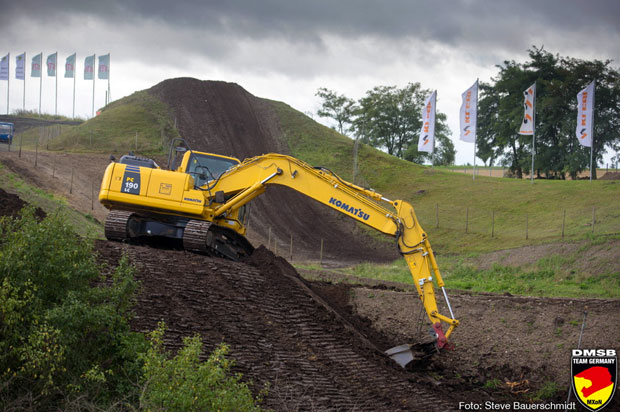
<box><xmin>477</xmin><ymin>47</ymin><xmax>620</xmax><ymax>179</ymax></box>
<box><xmin>315</xmin><ymin>88</ymin><xmax>356</xmax><ymax>135</ymax></box>
<box><xmin>352</xmin><ymin>83</ymin><xmax>453</xmax><ymax>165</ymax></box>
<box><xmin>403</xmin><ymin>112</ymin><xmax>455</xmax><ymax>166</ymax></box>
<box><xmin>353</xmin><ymin>83</ymin><xmax>423</xmax><ymax>158</ymax></box>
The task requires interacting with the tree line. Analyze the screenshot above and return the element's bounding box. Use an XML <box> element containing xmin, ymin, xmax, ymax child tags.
<box><xmin>316</xmin><ymin>47</ymin><xmax>620</xmax><ymax>179</ymax></box>
<box><xmin>316</xmin><ymin>83</ymin><xmax>455</xmax><ymax>166</ymax></box>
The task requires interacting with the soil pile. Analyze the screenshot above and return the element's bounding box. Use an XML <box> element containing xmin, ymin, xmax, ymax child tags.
<box><xmin>96</xmin><ymin>241</ymin><xmax>467</xmax><ymax>411</ymax></box>
<box><xmin>0</xmin><ymin>187</ymin><xmax>46</xmax><ymax>220</ymax></box>
<box><xmin>600</xmin><ymin>171</ymin><xmax>620</xmax><ymax>180</ymax></box>
<box><xmin>147</xmin><ymin>78</ymin><xmax>398</xmax><ymax>263</ymax></box>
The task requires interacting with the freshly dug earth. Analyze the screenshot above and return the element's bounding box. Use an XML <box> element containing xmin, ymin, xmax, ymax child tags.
<box><xmin>2</xmin><ymin>182</ymin><xmax>619</xmax><ymax>411</ymax></box>
<box><xmin>0</xmin><ymin>187</ymin><xmax>46</xmax><ymax>220</ymax></box>
<box><xmin>96</xmin><ymin>241</ymin><xmax>471</xmax><ymax>411</ymax></box>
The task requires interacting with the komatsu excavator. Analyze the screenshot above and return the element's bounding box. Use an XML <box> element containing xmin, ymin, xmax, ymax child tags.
<box><xmin>99</xmin><ymin>139</ymin><xmax>459</xmax><ymax>367</ymax></box>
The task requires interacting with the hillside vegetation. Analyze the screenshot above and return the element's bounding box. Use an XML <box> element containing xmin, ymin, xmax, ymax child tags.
<box><xmin>6</xmin><ymin>85</ymin><xmax>620</xmax><ymax>256</ymax></box>
<box><xmin>270</xmin><ymin>101</ymin><xmax>620</xmax><ymax>252</ymax></box>
<box><xmin>15</xmin><ymin>91</ymin><xmax>180</xmax><ymax>156</ymax></box>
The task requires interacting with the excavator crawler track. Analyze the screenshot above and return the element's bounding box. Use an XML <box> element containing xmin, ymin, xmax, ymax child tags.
<box><xmin>104</xmin><ymin>210</ymin><xmax>133</xmax><ymax>241</ymax></box>
<box><xmin>182</xmin><ymin>219</ymin><xmax>213</xmax><ymax>253</ymax></box>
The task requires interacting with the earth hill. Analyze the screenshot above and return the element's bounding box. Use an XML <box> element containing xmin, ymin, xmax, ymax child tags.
<box><xmin>136</xmin><ymin>78</ymin><xmax>398</xmax><ymax>262</ymax></box>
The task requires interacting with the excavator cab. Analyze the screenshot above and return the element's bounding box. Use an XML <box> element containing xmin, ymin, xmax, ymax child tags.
<box><xmin>185</xmin><ymin>152</ymin><xmax>239</xmax><ymax>187</ymax></box>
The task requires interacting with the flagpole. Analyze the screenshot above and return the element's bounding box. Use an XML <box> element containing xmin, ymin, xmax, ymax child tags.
<box><xmin>473</xmin><ymin>79</ymin><xmax>479</xmax><ymax>181</ymax></box>
<box><xmin>108</xmin><ymin>53</ymin><xmax>111</xmax><ymax>105</ymax></box>
<box><xmin>54</xmin><ymin>52</ymin><xmax>58</xmax><ymax>116</ymax></box>
<box><xmin>22</xmin><ymin>52</ymin><xmax>26</xmax><ymax>112</ymax></box>
<box><xmin>73</xmin><ymin>54</ymin><xmax>76</xmax><ymax>119</ymax></box>
<box><xmin>39</xmin><ymin>52</ymin><xmax>42</xmax><ymax>116</ymax></box>
<box><xmin>91</xmin><ymin>54</ymin><xmax>96</xmax><ymax>118</ymax></box>
<box><xmin>6</xmin><ymin>52</ymin><xmax>9</xmax><ymax>115</ymax></box>
<box><xmin>590</xmin><ymin>81</ymin><xmax>595</xmax><ymax>182</ymax></box>
<box><xmin>432</xmin><ymin>90</ymin><xmax>436</xmax><ymax>169</ymax></box>
<box><xmin>530</xmin><ymin>82</ymin><xmax>536</xmax><ymax>184</ymax></box>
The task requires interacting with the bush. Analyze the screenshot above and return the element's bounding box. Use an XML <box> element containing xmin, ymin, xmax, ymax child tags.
<box><xmin>140</xmin><ymin>322</ymin><xmax>269</xmax><ymax>412</ymax></box>
<box><xmin>0</xmin><ymin>207</ymin><xmax>145</xmax><ymax>408</ymax></box>
<box><xmin>1</xmin><ymin>207</ymin><xmax>268</xmax><ymax>410</ymax></box>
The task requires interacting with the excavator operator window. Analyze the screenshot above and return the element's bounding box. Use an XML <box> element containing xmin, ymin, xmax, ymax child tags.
<box><xmin>187</xmin><ymin>153</ymin><xmax>239</xmax><ymax>187</ymax></box>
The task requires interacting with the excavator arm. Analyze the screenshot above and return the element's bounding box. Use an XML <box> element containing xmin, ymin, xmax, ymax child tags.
<box><xmin>206</xmin><ymin>154</ymin><xmax>459</xmax><ymax>351</ymax></box>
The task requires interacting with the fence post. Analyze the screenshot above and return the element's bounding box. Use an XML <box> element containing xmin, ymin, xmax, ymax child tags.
<box><xmin>526</xmin><ymin>214</ymin><xmax>529</xmax><ymax>240</ymax></box>
<box><xmin>561</xmin><ymin>209</ymin><xmax>566</xmax><ymax>239</ymax></box>
<box><xmin>465</xmin><ymin>207</ymin><xmax>469</xmax><ymax>233</ymax></box>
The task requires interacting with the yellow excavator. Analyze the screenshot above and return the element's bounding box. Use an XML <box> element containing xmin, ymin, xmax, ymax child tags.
<box><xmin>99</xmin><ymin>139</ymin><xmax>459</xmax><ymax>367</ymax></box>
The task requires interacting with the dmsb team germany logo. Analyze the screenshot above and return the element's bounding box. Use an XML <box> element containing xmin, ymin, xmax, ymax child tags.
<box><xmin>572</xmin><ymin>349</ymin><xmax>617</xmax><ymax>411</ymax></box>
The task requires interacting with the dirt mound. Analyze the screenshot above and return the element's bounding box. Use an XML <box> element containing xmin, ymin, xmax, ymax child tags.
<box><xmin>600</xmin><ymin>171</ymin><xmax>620</xmax><ymax>180</ymax></box>
<box><xmin>0</xmin><ymin>187</ymin><xmax>46</xmax><ymax>220</ymax></box>
<box><xmin>96</xmin><ymin>241</ymin><xmax>474</xmax><ymax>411</ymax></box>
<box><xmin>147</xmin><ymin>78</ymin><xmax>398</xmax><ymax>263</ymax></box>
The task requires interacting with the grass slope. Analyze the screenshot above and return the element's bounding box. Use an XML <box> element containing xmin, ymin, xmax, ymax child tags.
<box><xmin>15</xmin><ymin>91</ymin><xmax>180</xmax><ymax>156</ymax></box>
<box><xmin>270</xmin><ymin>100</ymin><xmax>620</xmax><ymax>254</ymax></box>
<box><xmin>0</xmin><ymin>162</ymin><xmax>102</xmax><ymax>237</ymax></box>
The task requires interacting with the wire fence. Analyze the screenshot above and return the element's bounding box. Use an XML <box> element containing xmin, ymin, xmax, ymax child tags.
<box><xmin>415</xmin><ymin>202</ymin><xmax>620</xmax><ymax>243</ymax></box>
<box><xmin>2</xmin><ymin>126</ymin><xmax>619</xmax><ymax>253</ymax></box>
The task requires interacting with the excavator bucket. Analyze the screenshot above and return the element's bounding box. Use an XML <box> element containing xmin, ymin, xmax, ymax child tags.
<box><xmin>385</xmin><ymin>344</ymin><xmax>420</xmax><ymax>368</ymax></box>
<box><xmin>385</xmin><ymin>341</ymin><xmax>438</xmax><ymax>368</ymax></box>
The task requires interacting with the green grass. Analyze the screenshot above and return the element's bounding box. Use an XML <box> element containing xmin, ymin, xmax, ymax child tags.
<box><xmin>11</xmin><ymin>109</ymin><xmax>84</xmax><ymax>122</ymax></box>
<box><xmin>14</xmin><ymin>90</ymin><xmax>181</xmax><ymax>157</ymax></box>
<box><xmin>0</xmin><ymin>161</ymin><xmax>103</xmax><ymax>238</ymax></box>
<box><xmin>296</xmin><ymin>234</ymin><xmax>620</xmax><ymax>298</ymax></box>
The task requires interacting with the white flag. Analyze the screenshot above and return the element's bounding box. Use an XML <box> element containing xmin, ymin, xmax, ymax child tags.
<box><xmin>47</xmin><ymin>52</ymin><xmax>57</xmax><ymax>76</ymax></box>
<box><xmin>518</xmin><ymin>83</ymin><xmax>536</xmax><ymax>135</ymax></box>
<box><xmin>98</xmin><ymin>54</ymin><xmax>110</xmax><ymax>79</ymax></box>
<box><xmin>576</xmin><ymin>81</ymin><xmax>595</xmax><ymax>148</ymax></box>
<box><xmin>417</xmin><ymin>91</ymin><xmax>436</xmax><ymax>153</ymax></box>
<box><xmin>459</xmin><ymin>81</ymin><xmax>478</xmax><ymax>143</ymax></box>
<box><xmin>31</xmin><ymin>53</ymin><xmax>42</xmax><ymax>77</ymax></box>
<box><xmin>16</xmin><ymin>53</ymin><xmax>25</xmax><ymax>80</ymax></box>
<box><xmin>84</xmin><ymin>55</ymin><xmax>95</xmax><ymax>80</ymax></box>
<box><xmin>65</xmin><ymin>53</ymin><xmax>76</xmax><ymax>78</ymax></box>
<box><xmin>0</xmin><ymin>54</ymin><xmax>8</xmax><ymax>80</ymax></box>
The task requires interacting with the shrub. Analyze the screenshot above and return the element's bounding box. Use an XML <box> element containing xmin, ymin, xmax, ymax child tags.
<box><xmin>0</xmin><ymin>207</ymin><xmax>145</xmax><ymax>407</ymax></box>
<box><xmin>140</xmin><ymin>322</ymin><xmax>268</xmax><ymax>412</ymax></box>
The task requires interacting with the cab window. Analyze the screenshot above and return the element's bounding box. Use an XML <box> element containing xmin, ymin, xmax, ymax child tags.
<box><xmin>187</xmin><ymin>153</ymin><xmax>238</xmax><ymax>187</ymax></box>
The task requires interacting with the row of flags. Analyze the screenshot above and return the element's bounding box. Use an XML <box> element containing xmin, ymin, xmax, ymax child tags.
<box><xmin>0</xmin><ymin>53</ymin><xmax>110</xmax><ymax>80</ymax></box>
<box><xmin>416</xmin><ymin>79</ymin><xmax>596</xmax><ymax>156</ymax></box>
<box><xmin>0</xmin><ymin>52</ymin><xmax>110</xmax><ymax>117</ymax></box>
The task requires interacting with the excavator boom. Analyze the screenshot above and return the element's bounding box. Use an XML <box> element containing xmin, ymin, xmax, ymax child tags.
<box><xmin>99</xmin><ymin>148</ymin><xmax>459</xmax><ymax>365</ymax></box>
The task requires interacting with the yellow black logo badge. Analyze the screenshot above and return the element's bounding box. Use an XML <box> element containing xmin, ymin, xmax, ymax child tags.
<box><xmin>572</xmin><ymin>349</ymin><xmax>617</xmax><ymax>411</ymax></box>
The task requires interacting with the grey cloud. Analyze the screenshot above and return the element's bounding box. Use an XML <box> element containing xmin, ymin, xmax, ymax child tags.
<box><xmin>6</xmin><ymin>1</ymin><xmax>620</xmax><ymax>46</ymax></box>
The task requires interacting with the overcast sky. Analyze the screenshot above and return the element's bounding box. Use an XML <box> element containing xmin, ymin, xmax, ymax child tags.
<box><xmin>2</xmin><ymin>0</ymin><xmax>619</xmax><ymax>164</ymax></box>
